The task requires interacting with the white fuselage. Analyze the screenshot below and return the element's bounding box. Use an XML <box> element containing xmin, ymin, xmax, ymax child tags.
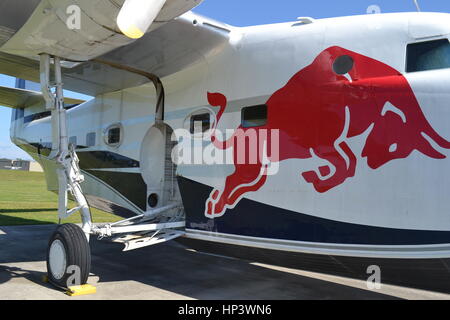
<box><xmin>10</xmin><ymin>12</ymin><xmax>450</xmax><ymax>258</ymax></box>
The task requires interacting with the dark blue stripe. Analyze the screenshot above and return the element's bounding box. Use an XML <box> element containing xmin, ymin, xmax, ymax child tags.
<box><xmin>18</xmin><ymin>141</ymin><xmax>146</xmax><ymax>210</ymax></box>
<box><xmin>178</xmin><ymin>177</ymin><xmax>450</xmax><ymax>246</ymax></box>
<box><xmin>23</xmin><ymin>105</ymin><xmax>79</xmax><ymax>124</ymax></box>
<box><xmin>86</xmin><ymin>170</ymin><xmax>147</xmax><ymax>211</ymax></box>
<box><xmin>77</xmin><ymin>150</ymin><xmax>140</xmax><ymax>169</ymax></box>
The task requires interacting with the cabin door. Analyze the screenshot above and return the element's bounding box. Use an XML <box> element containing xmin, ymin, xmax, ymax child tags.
<box><xmin>140</xmin><ymin>123</ymin><xmax>179</xmax><ymax>211</ymax></box>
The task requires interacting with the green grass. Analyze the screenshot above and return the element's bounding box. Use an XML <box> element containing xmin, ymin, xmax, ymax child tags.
<box><xmin>0</xmin><ymin>170</ymin><xmax>122</xmax><ymax>226</ymax></box>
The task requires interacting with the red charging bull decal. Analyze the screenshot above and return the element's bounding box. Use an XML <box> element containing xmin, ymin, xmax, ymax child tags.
<box><xmin>205</xmin><ymin>46</ymin><xmax>450</xmax><ymax>218</ymax></box>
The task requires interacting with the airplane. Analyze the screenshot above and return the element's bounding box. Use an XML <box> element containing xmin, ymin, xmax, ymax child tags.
<box><xmin>4</xmin><ymin>166</ymin><xmax>22</xmax><ymax>170</ymax></box>
<box><xmin>0</xmin><ymin>0</ymin><xmax>449</xmax><ymax>290</ymax></box>
<box><xmin>4</xmin><ymin>161</ymin><xmax>22</xmax><ymax>170</ymax></box>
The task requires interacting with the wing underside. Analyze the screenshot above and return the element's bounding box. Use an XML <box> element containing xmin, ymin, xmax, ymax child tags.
<box><xmin>0</xmin><ymin>0</ymin><xmax>231</xmax><ymax>97</ymax></box>
<box><xmin>0</xmin><ymin>86</ymin><xmax>84</xmax><ymax>109</ymax></box>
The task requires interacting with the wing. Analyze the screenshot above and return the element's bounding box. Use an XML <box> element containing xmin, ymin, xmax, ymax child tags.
<box><xmin>0</xmin><ymin>0</ymin><xmax>232</xmax><ymax>96</ymax></box>
<box><xmin>0</xmin><ymin>86</ymin><xmax>85</xmax><ymax>109</ymax></box>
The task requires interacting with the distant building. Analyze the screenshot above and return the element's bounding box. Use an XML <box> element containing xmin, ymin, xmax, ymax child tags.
<box><xmin>0</xmin><ymin>158</ymin><xmax>43</xmax><ymax>172</ymax></box>
<box><xmin>0</xmin><ymin>159</ymin><xmax>12</xmax><ymax>170</ymax></box>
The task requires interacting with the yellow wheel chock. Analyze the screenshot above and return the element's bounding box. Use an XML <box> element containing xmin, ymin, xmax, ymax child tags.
<box><xmin>66</xmin><ymin>284</ymin><xmax>97</xmax><ymax>297</ymax></box>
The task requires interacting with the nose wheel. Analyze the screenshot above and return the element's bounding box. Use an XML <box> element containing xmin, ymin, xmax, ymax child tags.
<box><xmin>46</xmin><ymin>224</ymin><xmax>91</xmax><ymax>289</ymax></box>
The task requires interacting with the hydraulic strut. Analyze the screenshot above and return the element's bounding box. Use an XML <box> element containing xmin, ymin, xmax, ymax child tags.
<box><xmin>39</xmin><ymin>54</ymin><xmax>92</xmax><ymax>239</ymax></box>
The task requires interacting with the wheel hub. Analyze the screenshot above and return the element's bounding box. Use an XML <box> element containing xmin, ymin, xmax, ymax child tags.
<box><xmin>48</xmin><ymin>239</ymin><xmax>67</xmax><ymax>280</ymax></box>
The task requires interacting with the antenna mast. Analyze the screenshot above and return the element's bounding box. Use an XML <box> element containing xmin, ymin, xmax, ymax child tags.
<box><xmin>413</xmin><ymin>0</ymin><xmax>421</xmax><ymax>12</ymax></box>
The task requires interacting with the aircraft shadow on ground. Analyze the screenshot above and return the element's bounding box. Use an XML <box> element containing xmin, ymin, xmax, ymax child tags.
<box><xmin>0</xmin><ymin>265</ymin><xmax>51</xmax><ymax>289</ymax></box>
<box><xmin>87</xmin><ymin>240</ymin><xmax>400</xmax><ymax>300</ymax></box>
<box><xmin>0</xmin><ymin>249</ymin><xmax>400</xmax><ymax>300</ymax></box>
<box><xmin>177</xmin><ymin>239</ymin><xmax>450</xmax><ymax>296</ymax></box>
<box><xmin>0</xmin><ymin>226</ymin><xmax>446</xmax><ymax>299</ymax></box>
<box><xmin>0</xmin><ymin>236</ymin><xmax>400</xmax><ymax>300</ymax></box>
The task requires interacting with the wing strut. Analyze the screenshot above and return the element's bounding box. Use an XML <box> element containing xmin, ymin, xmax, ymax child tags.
<box><xmin>39</xmin><ymin>54</ymin><xmax>92</xmax><ymax>239</ymax></box>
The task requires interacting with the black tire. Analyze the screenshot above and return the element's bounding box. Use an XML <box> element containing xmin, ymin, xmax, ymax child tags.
<box><xmin>46</xmin><ymin>224</ymin><xmax>91</xmax><ymax>289</ymax></box>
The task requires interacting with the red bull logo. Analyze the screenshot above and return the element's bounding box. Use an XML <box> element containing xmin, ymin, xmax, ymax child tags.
<box><xmin>205</xmin><ymin>46</ymin><xmax>450</xmax><ymax>218</ymax></box>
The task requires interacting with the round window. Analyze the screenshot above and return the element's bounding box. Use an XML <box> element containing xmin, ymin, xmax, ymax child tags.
<box><xmin>148</xmin><ymin>193</ymin><xmax>159</xmax><ymax>208</ymax></box>
<box><xmin>104</xmin><ymin>123</ymin><xmax>123</xmax><ymax>147</ymax></box>
<box><xmin>333</xmin><ymin>55</ymin><xmax>354</xmax><ymax>75</ymax></box>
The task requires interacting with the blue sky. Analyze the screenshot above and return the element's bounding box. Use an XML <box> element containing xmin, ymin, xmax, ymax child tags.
<box><xmin>0</xmin><ymin>0</ymin><xmax>449</xmax><ymax>160</ymax></box>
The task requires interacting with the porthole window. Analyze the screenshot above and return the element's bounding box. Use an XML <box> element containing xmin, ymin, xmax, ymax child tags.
<box><xmin>104</xmin><ymin>124</ymin><xmax>123</xmax><ymax>147</ymax></box>
<box><xmin>148</xmin><ymin>193</ymin><xmax>158</xmax><ymax>208</ymax></box>
<box><xmin>333</xmin><ymin>55</ymin><xmax>354</xmax><ymax>75</ymax></box>
<box><xmin>242</xmin><ymin>105</ymin><xmax>268</xmax><ymax>128</ymax></box>
<box><xmin>108</xmin><ymin>128</ymin><xmax>121</xmax><ymax>144</ymax></box>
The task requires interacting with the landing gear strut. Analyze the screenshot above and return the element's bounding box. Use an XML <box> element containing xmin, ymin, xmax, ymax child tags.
<box><xmin>40</xmin><ymin>54</ymin><xmax>93</xmax><ymax>288</ymax></box>
<box><xmin>39</xmin><ymin>55</ymin><xmax>186</xmax><ymax>289</ymax></box>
